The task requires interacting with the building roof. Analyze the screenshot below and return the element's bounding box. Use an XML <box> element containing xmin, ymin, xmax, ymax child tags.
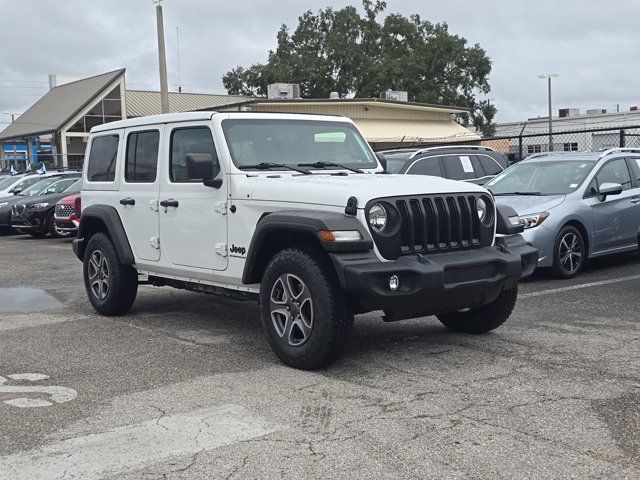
<box><xmin>125</xmin><ymin>90</ymin><xmax>249</xmax><ymax>118</ymax></box>
<box><xmin>216</xmin><ymin>97</ymin><xmax>469</xmax><ymax>114</ymax></box>
<box><xmin>0</xmin><ymin>69</ymin><xmax>125</xmax><ymax>141</ymax></box>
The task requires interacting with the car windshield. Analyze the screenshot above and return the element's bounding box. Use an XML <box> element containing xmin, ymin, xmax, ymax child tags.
<box><xmin>222</xmin><ymin>119</ymin><xmax>378</xmax><ymax>170</ymax></box>
<box><xmin>0</xmin><ymin>176</ymin><xmax>18</xmax><ymax>190</ymax></box>
<box><xmin>64</xmin><ymin>179</ymin><xmax>82</xmax><ymax>193</ymax></box>
<box><xmin>486</xmin><ymin>160</ymin><xmax>596</xmax><ymax>195</ymax></box>
<box><xmin>20</xmin><ymin>177</ymin><xmax>59</xmax><ymax>196</ymax></box>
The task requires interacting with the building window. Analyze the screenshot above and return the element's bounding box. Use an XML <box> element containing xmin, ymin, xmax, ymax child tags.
<box><xmin>527</xmin><ymin>145</ymin><xmax>541</xmax><ymax>154</ymax></box>
<box><xmin>67</xmin><ymin>86</ymin><xmax>123</xmax><ymax>134</ymax></box>
<box><xmin>563</xmin><ymin>142</ymin><xmax>578</xmax><ymax>151</ymax></box>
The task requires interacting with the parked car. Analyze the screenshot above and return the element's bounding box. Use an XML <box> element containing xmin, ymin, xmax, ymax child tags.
<box><xmin>378</xmin><ymin>146</ymin><xmax>509</xmax><ymax>185</ymax></box>
<box><xmin>0</xmin><ymin>173</ymin><xmax>81</xmax><ymax>233</ymax></box>
<box><xmin>54</xmin><ymin>193</ymin><xmax>82</xmax><ymax>236</ymax></box>
<box><xmin>73</xmin><ymin>111</ymin><xmax>537</xmax><ymax>370</ymax></box>
<box><xmin>10</xmin><ymin>178</ymin><xmax>81</xmax><ymax>237</ymax></box>
<box><xmin>0</xmin><ymin>170</ymin><xmax>80</xmax><ymax>200</ymax></box>
<box><xmin>486</xmin><ymin>148</ymin><xmax>640</xmax><ymax>278</ymax></box>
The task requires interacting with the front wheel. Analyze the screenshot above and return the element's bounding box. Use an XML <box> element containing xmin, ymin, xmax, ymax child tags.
<box><xmin>437</xmin><ymin>286</ymin><xmax>518</xmax><ymax>334</ymax></box>
<box><xmin>260</xmin><ymin>248</ymin><xmax>353</xmax><ymax>370</ymax></box>
<box><xmin>83</xmin><ymin>233</ymin><xmax>138</xmax><ymax>316</ymax></box>
<box><xmin>49</xmin><ymin>215</ymin><xmax>72</xmax><ymax>238</ymax></box>
<box><xmin>552</xmin><ymin>225</ymin><xmax>585</xmax><ymax>278</ymax></box>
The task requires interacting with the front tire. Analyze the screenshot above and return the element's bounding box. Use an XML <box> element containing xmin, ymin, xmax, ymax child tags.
<box><xmin>437</xmin><ymin>286</ymin><xmax>518</xmax><ymax>334</ymax></box>
<box><xmin>83</xmin><ymin>233</ymin><xmax>138</xmax><ymax>316</ymax></box>
<box><xmin>552</xmin><ymin>225</ymin><xmax>585</xmax><ymax>278</ymax></box>
<box><xmin>260</xmin><ymin>248</ymin><xmax>353</xmax><ymax>370</ymax></box>
<box><xmin>49</xmin><ymin>215</ymin><xmax>72</xmax><ymax>238</ymax></box>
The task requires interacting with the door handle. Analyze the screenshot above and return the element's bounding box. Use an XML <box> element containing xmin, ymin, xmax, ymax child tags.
<box><xmin>159</xmin><ymin>199</ymin><xmax>179</xmax><ymax>208</ymax></box>
<box><xmin>119</xmin><ymin>197</ymin><xmax>135</xmax><ymax>206</ymax></box>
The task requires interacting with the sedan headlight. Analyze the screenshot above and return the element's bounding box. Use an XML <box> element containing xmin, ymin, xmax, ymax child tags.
<box><xmin>509</xmin><ymin>212</ymin><xmax>549</xmax><ymax>229</ymax></box>
<box><xmin>368</xmin><ymin>203</ymin><xmax>388</xmax><ymax>232</ymax></box>
<box><xmin>28</xmin><ymin>202</ymin><xmax>50</xmax><ymax>210</ymax></box>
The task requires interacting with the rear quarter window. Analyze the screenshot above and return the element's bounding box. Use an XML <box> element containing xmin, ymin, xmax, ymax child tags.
<box><xmin>406</xmin><ymin>156</ymin><xmax>443</xmax><ymax>177</ymax></box>
<box><xmin>478</xmin><ymin>156</ymin><xmax>503</xmax><ymax>176</ymax></box>
<box><xmin>87</xmin><ymin>135</ymin><xmax>119</xmax><ymax>182</ymax></box>
<box><xmin>442</xmin><ymin>155</ymin><xmax>477</xmax><ymax>180</ymax></box>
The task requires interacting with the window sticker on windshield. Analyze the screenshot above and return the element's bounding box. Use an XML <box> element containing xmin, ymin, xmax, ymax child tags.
<box><xmin>459</xmin><ymin>156</ymin><xmax>474</xmax><ymax>173</ymax></box>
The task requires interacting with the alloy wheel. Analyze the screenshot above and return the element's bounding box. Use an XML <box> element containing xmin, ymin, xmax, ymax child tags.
<box><xmin>88</xmin><ymin>250</ymin><xmax>110</xmax><ymax>300</ymax></box>
<box><xmin>270</xmin><ymin>273</ymin><xmax>314</xmax><ymax>347</ymax></box>
<box><xmin>559</xmin><ymin>232</ymin><xmax>583</xmax><ymax>274</ymax></box>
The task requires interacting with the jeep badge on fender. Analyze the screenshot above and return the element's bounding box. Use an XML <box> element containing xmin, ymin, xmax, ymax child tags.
<box><xmin>73</xmin><ymin>111</ymin><xmax>538</xmax><ymax>370</ymax></box>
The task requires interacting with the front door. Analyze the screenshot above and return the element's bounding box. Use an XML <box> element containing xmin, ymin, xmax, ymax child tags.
<box><xmin>588</xmin><ymin>157</ymin><xmax>639</xmax><ymax>252</ymax></box>
<box><xmin>118</xmin><ymin>126</ymin><xmax>162</xmax><ymax>262</ymax></box>
<box><xmin>158</xmin><ymin>122</ymin><xmax>228</xmax><ymax>271</ymax></box>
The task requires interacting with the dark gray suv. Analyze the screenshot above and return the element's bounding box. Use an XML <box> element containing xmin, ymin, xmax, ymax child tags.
<box><xmin>379</xmin><ymin>146</ymin><xmax>509</xmax><ymax>185</ymax></box>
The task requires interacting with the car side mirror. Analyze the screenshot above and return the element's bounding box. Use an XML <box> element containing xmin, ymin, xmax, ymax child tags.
<box><xmin>375</xmin><ymin>152</ymin><xmax>387</xmax><ymax>172</ymax></box>
<box><xmin>597</xmin><ymin>182</ymin><xmax>623</xmax><ymax>201</ymax></box>
<box><xmin>186</xmin><ymin>153</ymin><xmax>222</xmax><ymax>189</ymax></box>
<box><xmin>12</xmin><ymin>188</ymin><xmax>22</xmax><ymax>195</ymax></box>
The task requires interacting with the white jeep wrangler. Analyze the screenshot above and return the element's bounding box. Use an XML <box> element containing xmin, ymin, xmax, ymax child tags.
<box><xmin>74</xmin><ymin>112</ymin><xmax>537</xmax><ymax>369</ymax></box>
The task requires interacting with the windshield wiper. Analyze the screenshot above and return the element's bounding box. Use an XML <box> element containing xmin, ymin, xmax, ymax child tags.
<box><xmin>297</xmin><ymin>161</ymin><xmax>364</xmax><ymax>174</ymax></box>
<box><xmin>238</xmin><ymin>162</ymin><xmax>311</xmax><ymax>175</ymax></box>
<box><xmin>492</xmin><ymin>191</ymin><xmax>543</xmax><ymax>196</ymax></box>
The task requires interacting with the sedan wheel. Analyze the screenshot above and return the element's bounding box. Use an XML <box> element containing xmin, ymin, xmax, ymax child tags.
<box><xmin>553</xmin><ymin>226</ymin><xmax>586</xmax><ymax>278</ymax></box>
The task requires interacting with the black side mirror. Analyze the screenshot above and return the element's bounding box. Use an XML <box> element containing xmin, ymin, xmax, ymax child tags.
<box><xmin>12</xmin><ymin>188</ymin><xmax>22</xmax><ymax>195</ymax></box>
<box><xmin>186</xmin><ymin>154</ymin><xmax>222</xmax><ymax>189</ymax></box>
<box><xmin>375</xmin><ymin>152</ymin><xmax>387</xmax><ymax>172</ymax></box>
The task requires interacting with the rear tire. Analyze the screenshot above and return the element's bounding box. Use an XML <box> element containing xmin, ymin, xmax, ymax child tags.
<box><xmin>260</xmin><ymin>247</ymin><xmax>353</xmax><ymax>370</ymax></box>
<box><xmin>552</xmin><ymin>225</ymin><xmax>585</xmax><ymax>279</ymax></box>
<box><xmin>437</xmin><ymin>286</ymin><xmax>518</xmax><ymax>334</ymax></box>
<box><xmin>83</xmin><ymin>233</ymin><xmax>138</xmax><ymax>316</ymax></box>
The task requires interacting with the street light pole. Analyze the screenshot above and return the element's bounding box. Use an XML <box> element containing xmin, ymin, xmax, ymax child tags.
<box><xmin>538</xmin><ymin>74</ymin><xmax>559</xmax><ymax>152</ymax></box>
<box><xmin>154</xmin><ymin>0</ymin><xmax>170</xmax><ymax>114</ymax></box>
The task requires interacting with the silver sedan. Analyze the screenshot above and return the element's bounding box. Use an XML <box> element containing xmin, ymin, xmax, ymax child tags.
<box><xmin>486</xmin><ymin>148</ymin><xmax>640</xmax><ymax>278</ymax></box>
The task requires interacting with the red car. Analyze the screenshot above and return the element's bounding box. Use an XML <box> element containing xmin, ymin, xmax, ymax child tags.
<box><xmin>54</xmin><ymin>193</ymin><xmax>81</xmax><ymax>236</ymax></box>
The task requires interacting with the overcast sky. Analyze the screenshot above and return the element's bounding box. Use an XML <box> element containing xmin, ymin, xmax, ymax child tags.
<box><xmin>1</xmin><ymin>0</ymin><xmax>639</xmax><ymax>128</ymax></box>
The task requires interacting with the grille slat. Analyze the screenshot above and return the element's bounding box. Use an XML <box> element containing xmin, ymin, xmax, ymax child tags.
<box><xmin>392</xmin><ymin>195</ymin><xmax>484</xmax><ymax>255</ymax></box>
<box><xmin>56</xmin><ymin>204</ymin><xmax>74</xmax><ymax>218</ymax></box>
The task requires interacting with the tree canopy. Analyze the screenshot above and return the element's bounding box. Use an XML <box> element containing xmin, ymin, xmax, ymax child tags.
<box><xmin>223</xmin><ymin>1</ymin><xmax>496</xmax><ymax>136</ymax></box>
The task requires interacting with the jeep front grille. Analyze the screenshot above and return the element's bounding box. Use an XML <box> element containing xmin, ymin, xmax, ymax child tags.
<box><xmin>367</xmin><ymin>194</ymin><xmax>493</xmax><ymax>260</ymax></box>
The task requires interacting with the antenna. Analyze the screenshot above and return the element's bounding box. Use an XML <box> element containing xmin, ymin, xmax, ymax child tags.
<box><xmin>176</xmin><ymin>25</ymin><xmax>182</xmax><ymax>93</ymax></box>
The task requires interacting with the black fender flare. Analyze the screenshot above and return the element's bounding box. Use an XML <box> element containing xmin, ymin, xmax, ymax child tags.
<box><xmin>73</xmin><ymin>205</ymin><xmax>134</xmax><ymax>265</ymax></box>
<box><xmin>242</xmin><ymin>210</ymin><xmax>373</xmax><ymax>284</ymax></box>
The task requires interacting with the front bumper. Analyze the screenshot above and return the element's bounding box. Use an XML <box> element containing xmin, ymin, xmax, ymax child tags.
<box><xmin>331</xmin><ymin>234</ymin><xmax>538</xmax><ymax>320</ymax></box>
<box><xmin>10</xmin><ymin>209</ymin><xmax>47</xmax><ymax>231</ymax></box>
<box><xmin>54</xmin><ymin>214</ymin><xmax>79</xmax><ymax>233</ymax></box>
<box><xmin>520</xmin><ymin>224</ymin><xmax>556</xmax><ymax>268</ymax></box>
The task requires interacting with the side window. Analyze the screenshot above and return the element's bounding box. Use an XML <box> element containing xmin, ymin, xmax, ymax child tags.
<box><xmin>87</xmin><ymin>135</ymin><xmax>119</xmax><ymax>182</ymax></box>
<box><xmin>170</xmin><ymin>127</ymin><xmax>218</xmax><ymax>183</ymax></box>
<box><xmin>595</xmin><ymin>159</ymin><xmax>632</xmax><ymax>191</ymax></box>
<box><xmin>407</xmin><ymin>157</ymin><xmax>442</xmax><ymax>177</ymax></box>
<box><xmin>478</xmin><ymin>156</ymin><xmax>503</xmax><ymax>176</ymax></box>
<box><xmin>629</xmin><ymin>157</ymin><xmax>640</xmax><ymax>185</ymax></box>
<box><xmin>443</xmin><ymin>155</ymin><xmax>476</xmax><ymax>180</ymax></box>
<box><xmin>126</xmin><ymin>130</ymin><xmax>159</xmax><ymax>183</ymax></box>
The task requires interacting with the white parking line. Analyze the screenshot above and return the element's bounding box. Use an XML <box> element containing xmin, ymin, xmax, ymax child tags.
<box><xmin>520</xmin><ymin>274</ymin><xmax>640</xmax><ymax>299</ymax></box>
<box><xmin>0</xmin><ymin>404</ymin><xmax>280</xmax><ymax>479</ymax></box>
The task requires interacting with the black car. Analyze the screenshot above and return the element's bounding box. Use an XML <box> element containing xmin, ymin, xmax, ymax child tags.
<box><xmin>3</xmin><ymin>175</ymin><xmax>81</xmax><ymax>236</ymax></box>
<box><xmin>378</xmin><ymin>146</ymin><xmax>509</xmax><ymax>185</ymax></box>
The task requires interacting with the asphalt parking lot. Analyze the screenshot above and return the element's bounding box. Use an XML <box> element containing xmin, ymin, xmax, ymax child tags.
<box><xmin>0</xmin><ymin>235</ymin><xmax>638</xmax><ymax>479</ymax></box>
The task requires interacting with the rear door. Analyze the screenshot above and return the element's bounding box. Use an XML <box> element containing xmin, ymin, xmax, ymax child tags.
<box><xmin>442</xmin><ymin>154</ymin><xmax>480</xmax><ymax>182</ymax></box>
<box><xmin>404</xmin><ymin>155</ymin><xmax>443</xmax><ymax>177</ymax></box>
<box><xmin>587</xmin><ymin>158</ymin><xmax>638</xmax><ymax>251</ymax></box>
<box><xmin>118</xmin><ymin>126</ymin><xmax>162</xmax><ymax>262</ymax></box>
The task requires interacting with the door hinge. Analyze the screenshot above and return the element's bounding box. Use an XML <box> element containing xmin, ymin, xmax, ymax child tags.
<box><xmin>215</xmin><ymin>201</ymin><xmax>228</xmax><ymax>215</ymax></box>
<box><xmin>150</xmin><ymin>237</ymin><xmax>160</xmax><ymax>249</ymax></box>
<box><xmin>149</xmin><ymin>199</ymin><xmax>159</xmax><ymax>212</ymax></box>
<box><xmin>215</xmin><ymin>243</ymin><xmax>228</xmax><ymax>257</ymax></box>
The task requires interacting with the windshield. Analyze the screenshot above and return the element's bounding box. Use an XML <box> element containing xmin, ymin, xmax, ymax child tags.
<box><xmin>0</xmin><ymin>176</ymin><xmax>18</xmax><ymax>190</ymax></box>
<box><xmin>486</xmin><ymin>160</ymin><xmax>596</xmax><ymax>195</ymax></box>
<box><xmin>222</xmin><ymin>119</ymin><xmax>377</xmax><ymax>170</ymax></box>
<box><xmin>20</xmin><ymin>177</ymin><xmax>59</xmax><ymax>196</ymax></box>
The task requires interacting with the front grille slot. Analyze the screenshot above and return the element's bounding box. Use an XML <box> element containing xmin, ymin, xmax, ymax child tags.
<box><xmin>391</xmin><ymin>194</ymin><xmax>484</xmax><ymax>255</ymax></box>
<box><xmin>56</xmin><ymin>204</ymin><xmax>74</xmax><ymax>218</ymax></box>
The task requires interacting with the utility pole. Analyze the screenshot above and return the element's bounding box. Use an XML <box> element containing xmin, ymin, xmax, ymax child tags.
<box><xmin>154</xmin><ymin>0</ymin><xmax>170</xmax><ymax>114</ymax></box>
<box><xmin>538</xmin><ymin>74</ymin><xmax>558</xmax><ymax>152</ymax></box>
<box><xmin>176</xmin><ymin>26</ymin><xmax>183</xmax><ymax>93</ymax></box>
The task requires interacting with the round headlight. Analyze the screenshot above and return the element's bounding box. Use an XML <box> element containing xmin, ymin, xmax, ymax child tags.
<box><xmin>477</xmin><ymin>197</ymin><xmax>487</xmax><ymax>223</ymax></box>
<box><xmin>368</xmin><ymin>203</ymin><xmax>388</xmax><ymax>232</ymax></box>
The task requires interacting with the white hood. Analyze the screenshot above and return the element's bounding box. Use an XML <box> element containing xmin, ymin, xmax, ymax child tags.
<box><xmin>243</xmin><ymin>173</ymin><xmax>487</xmax><ymax>208</ymax></box>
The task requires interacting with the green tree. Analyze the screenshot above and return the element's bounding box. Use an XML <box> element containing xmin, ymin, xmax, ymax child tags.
<box><xmin>223</xmin><ymin>1</ymin><xmax>496</xmax><ymax>136</ymax></box>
